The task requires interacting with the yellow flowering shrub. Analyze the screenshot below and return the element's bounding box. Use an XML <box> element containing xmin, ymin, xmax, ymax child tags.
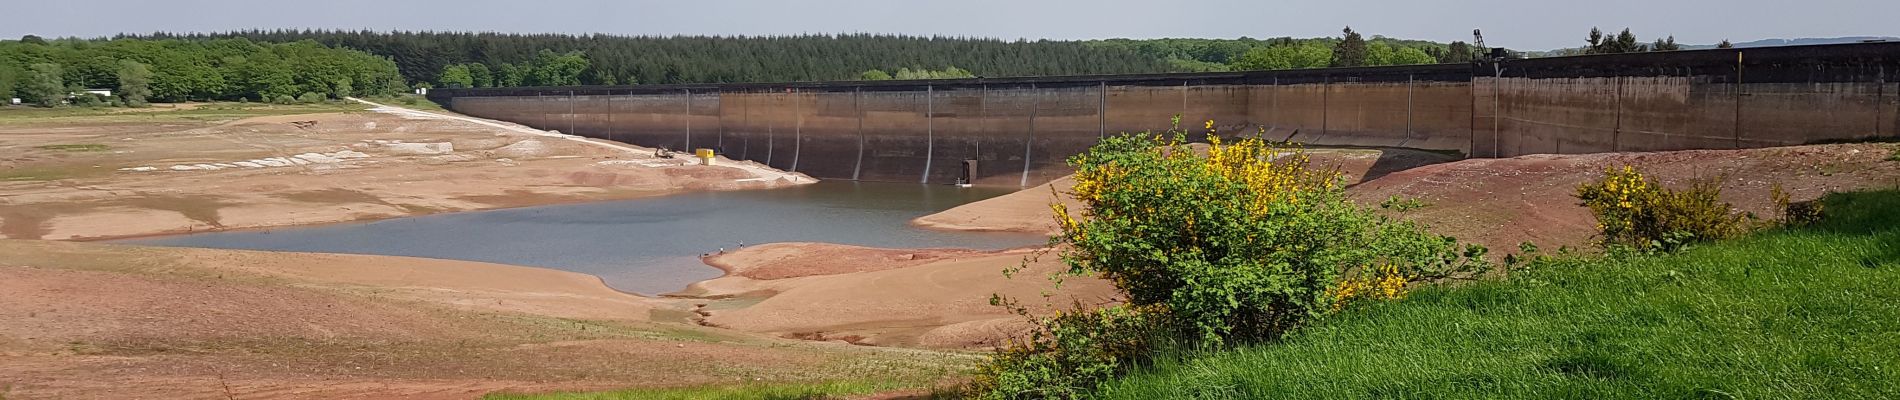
<box><xmin>973</xmin><ymin>118</ymin><xmax>1490</xmax><ymax>399</ymax></box>
<box><xmin>1329</xmin><ymin>264</ymin><xmax>1412</xmax><ymax>311</ymax></box>
<box><xmin>1577</xmin><ymin>166</ymin><xmax>1747</xmax><ymax>252</ymax></box>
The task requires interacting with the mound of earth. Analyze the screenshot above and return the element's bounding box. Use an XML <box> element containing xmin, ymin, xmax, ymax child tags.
<box><xmin>683</xmin><ymin>243</ymin><xmax>1119</xmax><ymax>349</ymax></box>
<box><xmin>1347</xmin><ymin>143</ymin><xmax>1900</xmax><ymax>253</ymax></box>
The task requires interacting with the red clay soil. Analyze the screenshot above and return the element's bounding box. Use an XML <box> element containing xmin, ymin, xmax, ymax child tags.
<box><xmin>0</xmin><ymin>240</ymin><xmax>963</xmax><ymax>399</ymax></box>
<box><xmin>1347</xmin><ymin>143</ymin><xmax>1900</xmax><ymax>254</ymax></box>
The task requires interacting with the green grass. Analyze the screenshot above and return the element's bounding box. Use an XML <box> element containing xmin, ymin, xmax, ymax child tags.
<box><xmin>0</xmin><ymin>165</ymin><xmax>106</xmax><ymax>182</ymax></box>
<box><xmin>1099</xmin><ymin>190</ymin><xmax>1900</xmax><ymax>399</ymax></box>
<box><xmin>483</xmin><ymin>381</ymin><xmax>938</xmax><ymax>400</ymax></box>
<box><xmin>35</xmin><ymin>144</ymin><xmax>110</xmax><ymax>152</ymax></box>
<box><xmin>0</xmin><ymin>102</ymin><xmax>368</xmax><ymax>124</ymax></box>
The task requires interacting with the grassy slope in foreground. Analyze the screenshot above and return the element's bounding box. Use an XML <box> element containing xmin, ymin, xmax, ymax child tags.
<box><xmin>1102</xmin><ymin>190</ymin><xmax>1900</xmax><ymax>399</ymax></box>
<box><xmin>485</xmin><ymin>381</ymin><xmax>952</xmax><ymax>400</ymax></box>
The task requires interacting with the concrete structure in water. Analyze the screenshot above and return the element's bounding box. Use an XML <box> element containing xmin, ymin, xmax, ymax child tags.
<box><xmin>430</xmin><ymin>42</ymin><xmax>1900</xmax><ymax>186</ymax></box>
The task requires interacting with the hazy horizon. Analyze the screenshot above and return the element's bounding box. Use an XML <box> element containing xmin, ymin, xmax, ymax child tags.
<box><xmin>7</xmin><ymin>0</ymin><xmax>1897</xmax><ymax>51</ymax></box>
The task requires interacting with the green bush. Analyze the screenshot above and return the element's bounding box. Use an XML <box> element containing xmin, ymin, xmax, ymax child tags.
<box><xmin>972</xmin><ymin>119</ymin><xmax>1488</xmax><ymax>398</ymax></box>
<box><xmin>1576</xmin><ymin>166</ymin><xmax>1747</xmax><ymax>252</ymax></box>
<box><xmin>70</xmin><ymin>93</ymin><xmax>108</xmax><ymax>107</ymax></box>
<box><xmin>970</xmin><ymin>305</ymin><xmax>1163</xmax><ymax>399</ymax></box>
<box><xmin>272</xmin><ymin>94</ymin><xmax>297</xmax><ymax>105</ymax></box>
<box><xmin>297</xmin><ymin>92</ymin><xmax>327</xmax><ymax>104</ymax></box>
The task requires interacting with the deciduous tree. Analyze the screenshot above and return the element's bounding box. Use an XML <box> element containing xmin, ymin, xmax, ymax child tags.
<box><xmin>115</xmin><ymin>60</ymin><xmax>152</xmax><ymax>107</ymax></box>
<box><xmin>23</xmin><ymin>63</ymin><xmax>64</xmax><ymax>107</ymax></box>
<box><xmin>438</xmin><ymin>63</ymin><xmax>473</xmax><ymax>88</ymax></box>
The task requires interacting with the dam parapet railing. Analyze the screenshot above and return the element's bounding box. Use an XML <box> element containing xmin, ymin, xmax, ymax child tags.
<box><xmin>430</xmin><ymin>41</ymin><xmax>1900</xmax><ymax>186</ymax></box>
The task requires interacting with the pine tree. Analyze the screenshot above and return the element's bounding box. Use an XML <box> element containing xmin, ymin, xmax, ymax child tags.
<box><xmin>1331</xmin><ymin>27</ymin><xmax>1369</xmax><ymax>67</ymax></box>
<box><xmin>1652</xmin><ymin>36</ymin><xmax>1681</xmax><ymax>51</ymax></box>
<box><xmin>1586</xmin><ymin>27</ymin><xmax>1606</xmax><ymax>54</ymax></box>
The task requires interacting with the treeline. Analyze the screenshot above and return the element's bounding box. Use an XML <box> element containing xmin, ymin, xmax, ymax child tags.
<box><xmin>436</xmin><ymin>50</ymin><xmax>590</xmax><ymax>88</ymax></box>
<box><xmin>858</xmin><ymin>66</ymin><xmax>975</xmax><ymax>81</ymax></box>
<box><xmin>1087</xmin><ymin>28</ymin><xmax>1484</xmax><ymax>72</ymax></box>
<box><xmin>122</xmin><ymin>30</ymin><xmax>1176</xmax><ymax>88</ymax></box>
<box><xmin>0</xmin><ymin>36</ymin><xmax>405</xmax><ymax>106</ymax></box>
<box><xmin>1526</xmin><ymin>28</ymin><xmax>1700</xmax><ymax>57</ymax></box>
<box><xmin>57</xmin><ymin>29</ymin><xmax>1511</xmax><ymax>95</ymax></box>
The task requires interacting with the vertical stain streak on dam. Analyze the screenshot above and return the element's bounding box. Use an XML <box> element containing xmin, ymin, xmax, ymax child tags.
<box><xmin>434</xmin><ymin>42</ymin><xmax>1900</xmax><ymax>186</ymax></box>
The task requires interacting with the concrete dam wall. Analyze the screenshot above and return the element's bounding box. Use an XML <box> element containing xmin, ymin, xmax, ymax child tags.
<box><xmin>430</xmin><ymin>42</ymin><xmax>1900</xmax><ymax>186</ymax></box>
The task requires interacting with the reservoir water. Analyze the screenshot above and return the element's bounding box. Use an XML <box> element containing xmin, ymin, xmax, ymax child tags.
<box><xmin>119</xmin><ymin>182</ymin><xmax>1047</xmax><ymax>295</ymax></box>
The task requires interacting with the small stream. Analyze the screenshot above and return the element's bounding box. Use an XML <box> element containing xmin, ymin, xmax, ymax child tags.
<box><xmin>118</xmin><ymin>182</ymin><xmax>1047</xmax><ymax>295</ymax></box>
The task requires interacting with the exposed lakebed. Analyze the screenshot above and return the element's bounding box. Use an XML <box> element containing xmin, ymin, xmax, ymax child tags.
<box><xmin>120</xmin><ymin>181</ymin><xmax>1046</xmax><ymax>295</ymax></box>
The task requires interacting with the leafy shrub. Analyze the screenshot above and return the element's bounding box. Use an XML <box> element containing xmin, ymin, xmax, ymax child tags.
<box><xmin>1771</xmin><ymin>185</ymin><xmax>1825</xmax><ymax>227</ymax></box>
<box><xmin>969</xmin><ymin>305</ymin><xmax>1163</xmax><ymax>399</ymax></box>
<box><xmin>272</xmin><ymin>94</ymin><xmax>297</xmax><ymax>105</ymax></box>
<box><xmin>297</xmin><ymin>92</ymin><xmax>327</xmax><ymax>104</ymax></box>
<box><xmin>1379</xmin><ymin>195</ymin><xmax>1430</xmax><ymax>212</ymax></box>
<box><xmin>972</xmin><ymin>119</ymin><xmax>1489</xmax><ymax>398</ymax></box>
<box><xmin>70</xmin><ymin>93</ymin><xmax>108</xmax><ymax>107</ymax></box>
<box><xmin>1053</xmin><ymin>120</ymin><xmax>1486</xmax><ymax>344</ymax></box>
<box><xmin>1576</xmin><ymin>166</ymin><xmax>1746</xmax><ymax>252</ymax></box>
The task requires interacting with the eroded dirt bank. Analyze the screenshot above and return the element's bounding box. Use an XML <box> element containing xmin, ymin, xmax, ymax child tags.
<box><xmin>908</xmin><ymin>143</ymin><xmax>1900</xmax><ymax>252</ymax></box>
<box><xmin>1347</xmin><ymin>143</ymin><xmax>1900</xmax><ymax>252</ymax></box>
<box><xmin>0</xmin><ymin>103</ymin><xmax>811</xmax><ymax>241</ymax></box>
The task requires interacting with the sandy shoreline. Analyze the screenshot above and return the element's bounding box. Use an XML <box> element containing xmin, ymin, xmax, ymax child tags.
<box><xmin>676</xmin><ymin>241</ymin><xmax>1118</xmax><ymax>348</ymax></box>
<box><xmin>1</xmin><ymin>103</ymin><xmax>814</xmax><ymax>242</ymax></box>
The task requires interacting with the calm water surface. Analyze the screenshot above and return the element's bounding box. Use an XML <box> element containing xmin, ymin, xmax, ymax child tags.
<box><xmin>120</xmin><ymin>182</ymin><xmax>1046</xmax><ymax>295</ymax></box>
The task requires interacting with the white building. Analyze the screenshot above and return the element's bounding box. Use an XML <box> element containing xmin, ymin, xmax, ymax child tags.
<box><xmin>84</xmin><ymin>89</ymin><xmax>113</xmax><ymax>97</ymax></box>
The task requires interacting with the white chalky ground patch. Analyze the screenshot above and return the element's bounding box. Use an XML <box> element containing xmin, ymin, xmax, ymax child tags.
<box><xmin>120</xmin><ymin>150</ymin><xmax>381</xmax><ymax>173</ymax></box>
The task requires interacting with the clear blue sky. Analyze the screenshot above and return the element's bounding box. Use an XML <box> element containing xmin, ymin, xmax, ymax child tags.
<box><xmin>7</xmin><ymin>0</ymin><xmax>1895</xmax><ymax>50</ymax></box>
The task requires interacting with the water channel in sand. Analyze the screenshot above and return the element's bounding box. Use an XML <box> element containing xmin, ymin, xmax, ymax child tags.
<box><xmin>120</xmin><ymin>181</ymin><xmax>1048</xmax><ymax>295</ymax></box>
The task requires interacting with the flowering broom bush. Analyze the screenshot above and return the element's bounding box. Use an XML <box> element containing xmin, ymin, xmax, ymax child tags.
<box><xmin>1577</xmin><ymin>166</ymin><xmax>1747</xmax><ymax>252</ymax></box>
<box><xmin>972</xmin><ymin>119</ymin><xmax>1489</xmax><ymax>399</ymax></box>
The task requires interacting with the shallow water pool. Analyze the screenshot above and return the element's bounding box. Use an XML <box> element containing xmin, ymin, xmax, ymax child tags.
<box><xmin>119</xmin><ymin>181</ymin><xmax>1047</xmax><ymax>295</ymax></box>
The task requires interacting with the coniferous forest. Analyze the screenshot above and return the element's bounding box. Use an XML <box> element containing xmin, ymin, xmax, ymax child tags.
<box><xmin>124</xmin><ymin>31</ymin><xmax>1177</xmax><ymax>87</ymax></box>
<box><xmin>3</xmin><ymin>29</ymin><xmax>1512</xmax><ymax>105</ymax></box>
